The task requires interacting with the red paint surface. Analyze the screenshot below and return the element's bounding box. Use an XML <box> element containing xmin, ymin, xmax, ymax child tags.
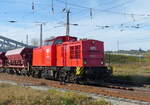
<box><xmin>33</xmin><ymin>36</ymin><xmax>105</xmax><ymax>67</ymax></box>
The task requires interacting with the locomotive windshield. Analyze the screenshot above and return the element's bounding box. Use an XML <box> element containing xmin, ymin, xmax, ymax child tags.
<box><xmin>54</xmin><ymin>39</ymin><xmax>63</xmax><ymax>44</ymax></box>
<box><xmin>44</xmin><ymin>39</ymin><xmax>63</xmax><ymax>45</ymax></box>
<box><xmin>44</xmin><ymin>41</ymin><xmax>53</xmax><ymax>45</ymax></box>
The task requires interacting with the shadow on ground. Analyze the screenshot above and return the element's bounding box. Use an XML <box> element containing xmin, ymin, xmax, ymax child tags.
<box><xmin>111</xmin><ymin>75</ymin><xmax>150</xmax><ymax>87</ymax></box>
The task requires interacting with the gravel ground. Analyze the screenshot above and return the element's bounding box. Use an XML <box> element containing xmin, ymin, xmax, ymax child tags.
<box><xmin>0</xmin><ymin>80</ymin><xmax>149</xmax><ymax>105</ymax></box>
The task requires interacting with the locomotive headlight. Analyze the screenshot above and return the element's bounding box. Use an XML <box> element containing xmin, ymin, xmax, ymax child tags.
<box><xmin>84</xmin><ymin>60</ymin><xmax>87</xmax><ymax>64</ymax></box>
<box><xmin>92</xmin><ymin>41</ymin><xmax>95</xmax><ymax>44</ymax></box>
<box><xmin>101</xmin><ymin>58</ymin><xmax>104</xmax><ymax>64</ymax></box>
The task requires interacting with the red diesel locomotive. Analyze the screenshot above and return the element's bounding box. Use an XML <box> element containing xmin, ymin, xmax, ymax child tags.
<box><xmin>0</xmin><ymin>35</ymin><xmax>112</xmax><ymax>83</ymax></box>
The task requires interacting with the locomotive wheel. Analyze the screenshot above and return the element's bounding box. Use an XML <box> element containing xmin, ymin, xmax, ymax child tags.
<box><xmin>33</xmin><ymin>70</ymin><xmax>41</xmax><ymax>78</ymax></box>
<box><xmin>0</xmin><ymin>68</ymin><xmax>5</xmax><ymax>73</ymax></box>
<box><xmin>69</xmin><ymin>72</ymin><xmax>78</xmax><ymax>83</ymax></box>
<box><xmin>6</xmin><ymin>69</ymin><xmax>14</xmax><ymax>74</ymax></box>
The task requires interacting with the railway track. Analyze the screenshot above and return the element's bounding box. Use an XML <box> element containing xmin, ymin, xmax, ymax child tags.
<box><xmin>99</xmin><ymin>83</ymin><xmax>134</xmax><ymax>91</ymax></box>
<box><xmin>0</xmin><ymin>73</ymin><xmax>150</xmax><ymax>103</ymax></box>
<box><xmin>106</xmin><ymin>78</ymin><xmax>150</xmax><ymax>87</ymax></box>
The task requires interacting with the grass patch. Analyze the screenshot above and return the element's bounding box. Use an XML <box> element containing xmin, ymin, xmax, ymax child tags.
<box><xmin>112</xmin><ymin>63</ymin><xmax>150</xmax><ymax>83</ymax></box>
<box><xmin>105</xmin><ymin>53</ymin><xmax>150</xmax><ymax>83</ymax></box>
<box><xmin>0</xmin><ymin>83</ymin><xmax>112</xmax><ymax>105</ymax></box>
<box><xmin>0</xmin><ymin>83</ymin><xmax>12</xmax><ymax>88</ymax></box>
<box><xmin>105</xmin><ymin>54</ymin><xmax>141</xmax><ymax>64</ymax></box>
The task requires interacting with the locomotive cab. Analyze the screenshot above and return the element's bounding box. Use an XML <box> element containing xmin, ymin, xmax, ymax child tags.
<box><xmin>33</xmin><ymin>36</ymin><xmax>77</xmax><ymax>66</ymax></box>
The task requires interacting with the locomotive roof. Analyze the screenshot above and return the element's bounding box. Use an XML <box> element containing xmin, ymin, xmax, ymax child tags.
<box><xmin>6</xmin><ymin>47</ymin><xmax>25</xmax><ymax>56</ymax></box>
<box><xmin>44</xmin><ymin>35</ymin><xmax>77</xmax><ymax>42</ymax></box>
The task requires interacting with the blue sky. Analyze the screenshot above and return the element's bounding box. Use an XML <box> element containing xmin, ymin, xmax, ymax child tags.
<box><xmin>0</xmin><ymin>0</ymin><xmax>150</xmax><ymax>50</ymax></box>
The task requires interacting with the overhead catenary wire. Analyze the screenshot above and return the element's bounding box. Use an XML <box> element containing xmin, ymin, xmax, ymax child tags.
<box><xmin>74</xmin><ymin>16</ymin><xmax>150</xmax><ymax>36</ymax></box>
<box><xmin>103</xmin><ymin>0</ymin><xmax>136</xmax><ymax>10</ymax></box>
<box><xmin>2</xmin><ymin>0</ymin><xmax>150</xmax><ymax>33</ymax></box>
<box><xmin>0</xmin><ymin>0</ymin><xmax>144</xmax><ymax>17</ymax></box>
<box><xmin>1</xmin><ymin>0</ymin><xmax>149</xmax><ymax>20</ymax></box>
<box><xmin>55</xmin><ymin>0</ymin><xmax>150</xmax><ymax>17</ymax></box>
<box><xmin>95</xmin><ymin>16</ymin><xmax>150</xmax><ymax>30</ymax></box>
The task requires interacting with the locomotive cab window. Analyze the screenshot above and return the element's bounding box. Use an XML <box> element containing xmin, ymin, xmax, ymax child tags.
<box><xmin>44</xmin><ymin>41</ymin><xmax>53</xmax><ymax>45</ymax></box>
<box><xmin>54</xmin><ymin>39</ymin><xmax>63</xmax><ymax>45</ymax></box>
